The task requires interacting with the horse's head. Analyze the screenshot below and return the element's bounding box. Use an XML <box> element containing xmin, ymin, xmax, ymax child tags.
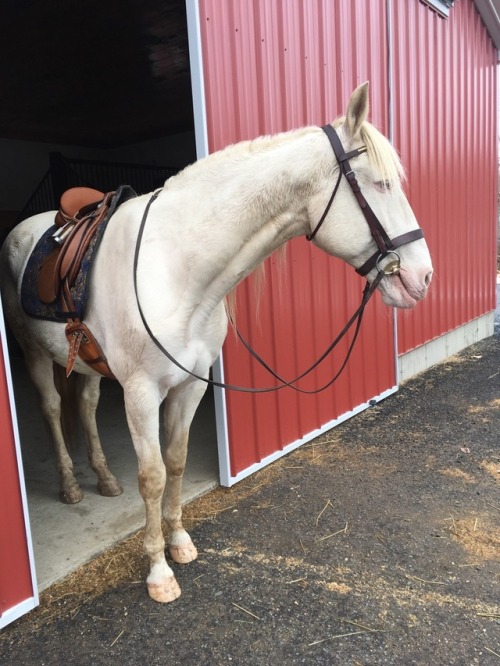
<box><xmin>311</xmin><ymin>82</ymin><xmax>433</xmax><ymax>309</ymax></box>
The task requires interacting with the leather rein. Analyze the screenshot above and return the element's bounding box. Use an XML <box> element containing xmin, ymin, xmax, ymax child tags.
<box><xmin>133</xmin><ymin>125</ymin><xmax>424</xmax><ymax>394</ymax></box>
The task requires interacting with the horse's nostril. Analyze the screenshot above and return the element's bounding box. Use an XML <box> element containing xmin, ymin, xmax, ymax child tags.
<box><xmin>424</xmin><ymin>271</ymin><xmax>433</xmax><ymax>288</ymax></box>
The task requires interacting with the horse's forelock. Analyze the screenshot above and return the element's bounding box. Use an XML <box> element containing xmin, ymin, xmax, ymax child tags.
<box><xmin>334</xmin><ymin>117</ymin><xmax>405</xmax><ymax>186</ymax></box>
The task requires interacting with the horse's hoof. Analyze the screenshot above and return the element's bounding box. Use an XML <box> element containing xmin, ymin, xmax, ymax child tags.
<box><xmin>169</xmin><ymin>541</ymin><xmax>198</xmax><ymax>564</ymax></box>
<box><xmin>97</xmin><ymin>479</ymin><xmax>123</xmax><ymax>497</ymax></box>
<box><xmin>60</xmin><ymin>487</ymin><xmax>84</xmax><ymax>504</ymax></box>
<box><xmin>147</xmin><ymin>576</ymin><xmax>182</xmax><ymax>603</ymax></box>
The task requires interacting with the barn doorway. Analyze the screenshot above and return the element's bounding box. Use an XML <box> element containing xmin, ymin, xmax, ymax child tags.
<box><xmin>11</xmin><ymin>363</ymin><xmax>218</xmax><ymax>590</ymax></box>
<box><xmin>1</xmin><ymin>0</ymin><xmax>219</xmax><ymax>591</ymax></box>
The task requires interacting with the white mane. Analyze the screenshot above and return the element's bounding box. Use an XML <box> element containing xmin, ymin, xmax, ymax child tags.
<box><xmin>164</xmin><ymin>126</ymin><xmax>316</xmax><ymax>190</ymax></box>
<box><xmin>164</xmin><ymin>120</ymin><xmax>404</xmax><ymax>190</ymax></box>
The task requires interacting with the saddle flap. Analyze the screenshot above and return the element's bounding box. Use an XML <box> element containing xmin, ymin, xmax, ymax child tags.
<box><xmin>39</xmin><ymin>198</ymin><xmax>107</xmax><ymax>304</ymax></box>
<box><xmin>59</xmin><ymin>194</ymin><xmax>113</xmax><ymax>284</ymax></box>
<box><xmin>38</xmin><ymin>249</ymin><xmax>60</xmax><ymax>304</ymax></box>
<box><xmin>59</xmin><ymin>218</ymin><xmax>94</xmax><ymax>284</ymax></box>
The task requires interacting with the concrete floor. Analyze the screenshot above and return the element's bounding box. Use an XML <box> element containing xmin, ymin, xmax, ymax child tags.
<box><xmin>11</xmin><ymin>358</ymin><xmax>219</xmax><ymax>591</ymax></box>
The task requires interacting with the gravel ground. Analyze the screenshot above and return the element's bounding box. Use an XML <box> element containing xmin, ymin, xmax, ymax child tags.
<box><xmin>1</xmin><ymin>332</ymin><xmax>499</xmax><ymax>666</ymax></box>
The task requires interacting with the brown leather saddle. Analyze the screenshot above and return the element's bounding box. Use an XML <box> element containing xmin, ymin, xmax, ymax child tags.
<box><xmin>38</xmin><ymin>187</ymin><xmax>116</xmax><ymax>379</ymax></box>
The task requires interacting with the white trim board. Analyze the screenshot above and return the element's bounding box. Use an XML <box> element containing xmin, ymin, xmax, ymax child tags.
<box><xmin>398</xmin><ymin>312</ymin><xmax>495</xmax><ymax>383</ymax></box>
<box><xmin>0</xmin><ymin>295</ymin><xmax>39</xmax><ymax>629</ymax></box>
<box><xmin>220</xmin><ymin>385</ymin><xmax>398</xmax><ymax>487</ymax></box>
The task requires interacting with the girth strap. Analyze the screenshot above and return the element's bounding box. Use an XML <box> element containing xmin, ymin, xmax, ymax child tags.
<box><xmin>65</xmin><ymin>320</ymin><xmax>114</xmax><ymax>379</ymax></box>
<box><xmin>61</xmin><ymin>281</ymin><xmax>115</xmax><ymax>379</ymax></box>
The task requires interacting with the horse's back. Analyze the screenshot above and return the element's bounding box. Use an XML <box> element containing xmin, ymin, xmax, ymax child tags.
<box><xmin>0</xmin><ymin>212</ymin><xmax>68</xmax><ymax>361</ymax></box>
<box><xmin>1</xmin><ymin>212</ymin><xmax>56</xmax><ymax>288</ymax></box>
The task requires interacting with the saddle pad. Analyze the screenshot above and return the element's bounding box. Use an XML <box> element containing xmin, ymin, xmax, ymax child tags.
<box><xmin>21</xmin><ymin>185</ymin><xmax>137</xmax><ymax>322</ymax></box>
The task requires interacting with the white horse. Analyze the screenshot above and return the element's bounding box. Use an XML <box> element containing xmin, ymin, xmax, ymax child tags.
<box><xmin>0</xmin><ymin>83</ymin><xmax>432</xmax><ymax>603</ymax></box>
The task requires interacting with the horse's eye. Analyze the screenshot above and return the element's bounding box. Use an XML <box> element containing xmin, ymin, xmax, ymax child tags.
<box><xmin>375</xmin><ymin>180</ymin><xmax>392</xmax><ymax>192</ymax></box>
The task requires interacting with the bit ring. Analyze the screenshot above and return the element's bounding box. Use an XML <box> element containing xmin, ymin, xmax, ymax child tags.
<box><xmin>376</xmin><ymin>251</ymin><xmax>401</xmax><ymax>275</ymax></box>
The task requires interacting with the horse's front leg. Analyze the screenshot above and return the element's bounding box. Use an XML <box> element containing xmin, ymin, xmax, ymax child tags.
<box><xmin>162</xmin><ymin>380</ymin><xmax>208</xmax><ymax>564</ymax></box>
<box><xmin>77</xmin><ymin>375</ymin><xmax>122</xmax><ymax>497</ymax></box>
<box><xmin>124</xmin><ymin>383</ymin><xmax>180</xmax><ymax>603</ymax></box>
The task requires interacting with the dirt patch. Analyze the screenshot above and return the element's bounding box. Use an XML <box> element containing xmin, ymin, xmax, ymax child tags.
<box><xmin>438</xmin><ymin>468</ymin><xmax>476</xmax><ymax>483</ymax></box>
<box><xmin>480</xmin><ymin>460</ymin><xmax>500</xmax><ymax>483</ymax></box>
<box><xmin>447</xmin><ymin>515</ymin><xmax>500</xmax><ymax>562</ymax></box>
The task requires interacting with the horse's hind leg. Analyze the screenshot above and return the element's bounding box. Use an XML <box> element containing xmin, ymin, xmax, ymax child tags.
<box><xmin>76</xmin><ymin>374</ymin><xmax>122</xmax><ymax>497</ymax></box>
<box><xmin>162</xmin><ymin>380</ymin><xmax>207</xmax><ymax>565</ymax></box>
<box><xmin>24</xmin><ymin>350</ymin><xmax>83</xmax><ymax>503</ymax></box>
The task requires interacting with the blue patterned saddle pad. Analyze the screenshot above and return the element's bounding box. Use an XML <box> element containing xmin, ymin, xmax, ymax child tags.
<box><xmin>21</xmin><ymin>185</ymin><xmax>137</xmax><ymax>322</ymax></box>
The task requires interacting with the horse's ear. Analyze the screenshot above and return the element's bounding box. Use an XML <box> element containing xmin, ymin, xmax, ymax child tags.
<box><xmin>345</xmin><ymin>82</ymin><xmax>370</xmax><ymax>138</ymax></box>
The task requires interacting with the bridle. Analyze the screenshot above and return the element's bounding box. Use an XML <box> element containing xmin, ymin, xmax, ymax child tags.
<box><xmin>133</xmin><ymin>125</ymin><xmax>424</xmax><ymax>394</ymax></box>
<box><xmin>307</xmin><ymin>125</ymin><xmax>424</xmax><ymax>276</ymax></box>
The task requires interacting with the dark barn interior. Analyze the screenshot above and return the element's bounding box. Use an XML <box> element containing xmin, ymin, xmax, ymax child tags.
<box><xmin>0</xmin><ymin>0</ymin><xmax>197</xmax><ymax>233</ymax></box>
<box><xmin>0</xmin><ymin>1</ymin><xmax>220</xmax><ymax>591</ymax></box>
<box><xmin>0</xmin><ymin>0</ymin><xmax>193</xmax><ymax>148</ymax></box>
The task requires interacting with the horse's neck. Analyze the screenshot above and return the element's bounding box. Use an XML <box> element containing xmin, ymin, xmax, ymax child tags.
<box><xmin>166</xmin><ymin>130</ymin><xmax>329</xmax><ymax>329</ymax></box>
<box><xmin>135</xmin><ymin>130</ymin><xmax>331</xmax><ymax>338</ymax></box>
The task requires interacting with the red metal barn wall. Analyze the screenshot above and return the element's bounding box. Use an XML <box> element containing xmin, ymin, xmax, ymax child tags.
<box><xmin>196</xmin><ymin>0</ymin><xmax>398</xmax><ymax>483</ymax></box>
<box><xmin>391</xmin><ymin>0</ymin><xmax>498</xmax><ymax>356</ymax></box>
<box><xmin>194</xmin><ymin>0</ymin><xmax>498</xmax><ymax>483</ymax></box>
<box><xmin>0</xmin><ymin>303</ymin><xmax>38</xmax><ymax>627</ymax></box>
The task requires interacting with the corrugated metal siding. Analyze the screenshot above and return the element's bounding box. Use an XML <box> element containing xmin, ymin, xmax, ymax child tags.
<box><xmin>391</xmin><ymin>0</ymin><xmax>498</xmax><ymax>354</ymax></box>
<box><xmin>200</xmin><ymin>0</ymin><xmax>390</xmax><ymax>144</ymax></box>
<box><xmin>198</xmin><ymin>0</ymin><xmax>398</xmax><ymax>480</ymax></box>
<box><xmin>0</xmin><ymin>316</ymin><xmax>37</xmax><ymax>626</ymax></box>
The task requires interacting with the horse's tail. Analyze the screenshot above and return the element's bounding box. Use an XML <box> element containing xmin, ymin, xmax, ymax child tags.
<box><xmin>53</xmin><ymin>362</ymin><xmax>80</xmax><ymax>451</ymax></box>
